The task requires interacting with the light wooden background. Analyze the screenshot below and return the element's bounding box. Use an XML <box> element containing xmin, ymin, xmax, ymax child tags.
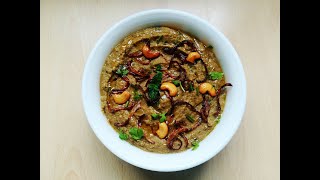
<box><xmin>40</xmin><ymin>0</ymin><xmax>280</xmax><ymax>179</ymax></box>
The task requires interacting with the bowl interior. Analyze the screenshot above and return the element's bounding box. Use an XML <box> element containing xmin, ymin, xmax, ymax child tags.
<box><xmin>82</xmin><ymin>9</ymin><xmax>246</xmax><ymax>172</ymax></box>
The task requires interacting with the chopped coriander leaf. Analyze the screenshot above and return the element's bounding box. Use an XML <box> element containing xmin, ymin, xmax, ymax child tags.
<box><xmin>148</xmin><ymin>83</ymin><xmax>160</xmax><ymax>103</ymax></box>
<box><xmin>151</xmin><ymin>113</ymin><xmax>166</xmax><ymax>122</ymax></box>
<box><xmin>129</xmin><ymin>127</ymin><xmax>144</xmax><ymax>140</ymax></box>
<box><xmin>196</xmin><ymin>87</ymin><xmax>199</xmax><ymax>96</ymax></box>
<box><xmin>124</xmin><ymin>101</ymin><xmax>129</xmax><ymax>107</ymax></box>
<box><xmin>172</xmin><ymin>80</ymin><xmax>185</xmax><ymax>92</ymax></box>
<box><xmin>172</xmin><ymin>80</ymin><xmax>181</xmax><ymax>86</ymax></box>
<box><xmin>156</xmin><ymin>64</ymin><xmax>162</xmax><ymax>71</ymax></box>
<box><xmin>151</xmin><ymin>114</ymin><xmax>159</xmax><ymax>119</ymax></box>
<box><xmin>207</xmin><ymin>45</ymin><xmax>214</xmax><ymax>49</ymax></box>
<box><xmin>134</xmin><ymin>94</ymin><xmax>142</xmax><ymax>101</ymax></box>
<box><xmin>150</xmin><ymin>71</ymin><xmax>162</xmax><ymax>85</ymax></box>
<box><xmin>189</xmin><ymin>83</ymin><xmax>194</xmax><ymax>91</ymax></box>
<box><xmin>159</xmin><ymin>113</ymin><xmax>166</xmax><ymax>123</ymax></box>
<box><xmin>116</xmin><ymin>65</ymin><xmax>129</xmax><ymax>77</ymax></box>
<box><xmin>186</xmin><ymin>114</ymin><xmax>194</xmax><ymax>123</ymax></box>
<box><xmin>208</xmin><ymin>72</ymin><xmax>224</xmax><ymax>80</ymax></box>
<box><xmin>191</xmin><ymin>140</ymin><xmax>200</xmax><ymax>150</ymax></box>
<box><xmin>147</xmin><ymin>71</ymin><xmax>163</xmax><ymax>104</ymax></box>
<box><xmin>133</xmin><ymin>90</ymin><xmax>143</xmax><ymax>101</ymax></box>
<box><xmin>119</xmin><ymin>131</ymin><xmax>128</xmax><ymax>140</ymax></box>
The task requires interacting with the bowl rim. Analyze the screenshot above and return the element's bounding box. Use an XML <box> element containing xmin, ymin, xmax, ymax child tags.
<box><xmin>82</xmin><ymin>9</ymin><xmax>246</xmax><ymax>172</ymax></box>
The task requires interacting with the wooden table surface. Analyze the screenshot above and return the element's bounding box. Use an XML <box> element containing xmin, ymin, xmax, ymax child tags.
<box><xmin>40</xmin><ymin>0</ymin><xmax>279</xmax><ymax>179</ymax></box>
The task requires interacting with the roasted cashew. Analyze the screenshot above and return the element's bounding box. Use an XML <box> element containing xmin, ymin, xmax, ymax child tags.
<box><xmin>186</xmin><ymin>52</ymin><xmax>201</xmax><ymax>63</ymax></box>
<box><xmin>113</xmin><ymin>91</ymin><xmax>131</xmax><ymax>104</ymax></box>
<box><xmin>199</xmin><ymin>83</ymin><xmax>216</xmax><ymax>96</ymax></box>
<box><xmin>160</xmin><ymin>82</ymin><xmax>178</xmax><ymax>96</ymax></box>
<box><xmin>156</xmin><ymin>122</ymin><xmax>168</xmax><ymax>139</ymax></box>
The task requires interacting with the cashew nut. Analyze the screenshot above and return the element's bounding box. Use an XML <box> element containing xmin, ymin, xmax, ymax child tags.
<box><xmin>142</xmin><ymin>43</ymin><xmax>160</xmax><ymax>59</ymax></box>
<box><xmin>199</xmin><ymin>83</ymin><xmax>216</xmax><ymax>96</ymax></box>
<box><xmin>156</xmin><ymin>122</ymin><xmax>168</xmax><ymax>139</ymax></box>
<box><xmin>113</xmin><ymin>91</ymin><xmax>131</xmax><ymax>104</ymax></box>
<box><xmin>186</xmin><ymin>52</ymin><xmax>201</xmax><ymax>63</ymax></box>
<box><xmin>160</xmin><ymin>82</ymin><xmax>178</xmax><ymax>96</ymax></box>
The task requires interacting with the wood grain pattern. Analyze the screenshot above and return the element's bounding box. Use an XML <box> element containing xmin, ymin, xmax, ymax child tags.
<box><xmin>40</xmin><ymin>0</ymin><xmax>279</xmax><ymax>179</ymax></box>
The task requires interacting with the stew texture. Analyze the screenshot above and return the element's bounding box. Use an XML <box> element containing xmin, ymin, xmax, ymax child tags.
<box><xmin>100</xmin><ymin>27</ymin><xmax>232</xmax><ymax>153</ymax></box>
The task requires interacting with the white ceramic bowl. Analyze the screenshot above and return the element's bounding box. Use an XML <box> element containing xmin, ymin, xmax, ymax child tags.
<box><xmin>82</xmin><ymin>9</ymin><xmax>246</xmax><ymax>172</ymax></box>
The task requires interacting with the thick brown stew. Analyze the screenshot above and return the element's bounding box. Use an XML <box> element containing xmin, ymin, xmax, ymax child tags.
<box><xmin>100</xmin><ymin>27</ymin><xmax>232</xmax><ymax>153</ymax></box>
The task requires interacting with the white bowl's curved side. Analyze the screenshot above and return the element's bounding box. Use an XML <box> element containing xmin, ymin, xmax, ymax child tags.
<box><xmin>82</xmin><ymin>9</ymin><xmax>246</xmax><ymax>172</ymax></box>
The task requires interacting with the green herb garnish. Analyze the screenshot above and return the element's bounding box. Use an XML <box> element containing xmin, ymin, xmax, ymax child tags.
<box><xmin>191</xmin><ymin>140</ymin><xmax>200</xmax><ymax>150</ymax></box>
<box><xmin>172</xmin><ymin>80</ymin><xmax>180</xmax><ymax>86</ymax></box>
<box><xmin>116</xmin><ymin>65</ymin><xmax>129</xmax><ymax>77</ymax></box>
<box><xmin>133</xmin><ymin>90</ymin><xmax>143</xmax><ymax>101</ymax></box>
<box><xmin>196</xmin><ymin>87</ymin><xmax>199</xmax><ymax>96</ymax></box>
<box><xmin>147</xmin><ymin>71</ymin><xmax>163</xmax><ymax>104</ymax></box>
<box><xmin>156</xmin><ymin>64</ymin><xmax>162</xmax><ymax>71</ymax></box>
<box><xmin>148</xmin><ymin>83</ymin><xmax>160</xmax><ymax>103</ymax></box>
<box><xmin>186</xmin><ymin>114</ymin><xmax>195</xmax><ymax>123</ymax></box>
<box><xmin>150</xmin><ymin>70</ymin><xmax>162</xmax><ymax>84</ymax></box>
<box><xmin>129</xmin><ymin>127</ymin><xmax>144</xmax><ymax>140</ymax></box>
<box><xmin>172</xmin><ymin>80</ymin><xmax>185</xmax><ymax>92</ymax></box>
<box><xmin>208</xmin><ymin>72</ymin><xmax>224</xmax><ymax>80</ymax></box>
<box><xmin>159</xmin><ymin>113</ymin><xmax>166</xmax><ymax>123</ymax></box>
<box><xmin>189</xmin><ymin>83</ymin><xmax>194</xmax><ymax>91</ymax></box>
<box><xmin>151</xmin><ymin>113</ymin><xmax>166</xmax><ymax>122</ymax></box>
<box><xmin>151</xmin><ymin>113</ymin><xmax>159</xmax><ymax>119</ymax></box>
<box><xmin>119</xmin><ymin>131</ymin><xmax>128</xmax><ymax>140</ymax></box>
<box><xmin>124</xmin><ymin>101</ymin><xmax>129</xmax><ymax>107</ymax></box>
